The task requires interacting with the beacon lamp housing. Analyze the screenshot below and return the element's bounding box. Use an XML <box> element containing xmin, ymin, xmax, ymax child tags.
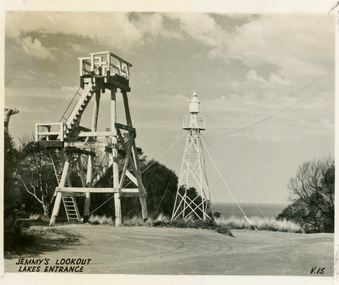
<box><xmin>189</xmin><ymin>94</ymin><xmax>200</xmax><ymax>113</ymax></box>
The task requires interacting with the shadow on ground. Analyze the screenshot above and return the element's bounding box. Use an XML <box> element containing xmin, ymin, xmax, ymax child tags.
<box><xmin>4</xmin><ymin>220</ymin><xmax>82</xmax><ymax>259</ymax></box>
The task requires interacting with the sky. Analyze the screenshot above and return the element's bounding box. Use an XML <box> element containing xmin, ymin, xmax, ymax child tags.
<box><xmin>4</xmin><ymin>11</ymin><xmax>335</xmax><ymax>206</ymax></box>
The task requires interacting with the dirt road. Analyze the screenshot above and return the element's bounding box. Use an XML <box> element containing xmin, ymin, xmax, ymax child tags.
<box><xmin>4</xmin><ymin>224</ymin><xmax>334</xmax><ymax>276</ymax></box>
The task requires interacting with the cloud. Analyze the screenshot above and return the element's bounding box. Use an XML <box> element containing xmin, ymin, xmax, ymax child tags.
<box><xmin>5</xmin><ymin>12</ymin><xmax>141</xmax><ymax>58</ymax></box>
<box><xmin>246</xmin><ymin>70</ymin><xmax>266</xmax><ymax>83</ymax></box>
<box><xmin>5</xmin><ymin>12</ymin><xmax>159</xmax><ymax>48</ymax></box>
<box><xmin>246</xmin><ymin>70</ymin><xmax>290</xmax><ymax>87</ymax></box>
<box><xmin>5</xmin><ymin>12</ymin><xmax>229</xmax><ymax>58</ymax></box>
<box><xmin>66</xmin><ymin>42</ymin><xmax>83</xmax><ymax>53</ymax></box>
<box><xmin>160</xmin><ymin>14</ymin><xmax>333</xmax><ymax>87</ymax></box>
<box><xmin>47</xmin><ymin>73</ymin><xmax>56</xmax><ymax>78</ymax></box>
<box><xmin>60</xmin><ymin>85</ymin><xmax>79</xmax><ymax>92</ymax></box>
<box><xmin>21</xmin><ymin>36</ymin><xmax>55</xmax><ymax>60</ymax></box>
<box><xmin>226</xmin><ymin>15</ymin><xmax>334</xmax><ymax>77</ymax></box>
<box><xmin>6</xmin><ymin>12</ymin><xmax>333</xmax><ymax>82</ymax></box>
<box><xmin>269</xmin><ymin>73</ymin><xmax>290</xmax><ymax>86</ymax></box>
<box><xmin>167</xmin><ymin>13</ymin><xmax>224</xmax><ymax>46</ymax></box>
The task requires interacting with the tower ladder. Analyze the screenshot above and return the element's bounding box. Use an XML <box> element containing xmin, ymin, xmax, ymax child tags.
<box><xmin>62</xmin><ymin>196</ymin><xmax>81</xmax><ymax>222</ymax></box>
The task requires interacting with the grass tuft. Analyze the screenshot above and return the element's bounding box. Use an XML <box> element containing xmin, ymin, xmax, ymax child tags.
<box><xmin>29</xmin><ymin>213</ymin><xmax>49</xmax><ymax>222</ymax></box>
<box><xmin>88</xmin><ymin>215</ymin><xmax>114</xmax><ymax>225</ymax></box>
<box><xmin>124</xmin><ymin>216</ymin><xmax>145</xmax><ymax>226</ymax></box>
<box><xmin>215</xmin><ymin>215</ymin><xmax>303</xmax><ymax>233</ymax></box>
<box><xmin>123</xmin><ymin>213</ymin><xmax>234</xmax><ymax>237</ymax></box>
<box><xmin>85</xmin><ymin>213</ymin><xmax>303</xmax><ymax>235</ymax></box>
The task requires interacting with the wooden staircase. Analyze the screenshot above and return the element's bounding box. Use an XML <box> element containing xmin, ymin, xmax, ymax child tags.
<box><xmin>62</xmin><ymin>196</ymin><xmax>81</xmax><ymax>222</ymax></box>
<box><xmin>65</xmin><ymin>82</ymin><xmax>94</xmax><ymax>138</ymax></box>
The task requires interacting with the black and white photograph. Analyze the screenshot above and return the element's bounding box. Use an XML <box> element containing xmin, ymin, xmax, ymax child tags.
<box><xmin>1</xmin><ymin>1</ymin><xmax>337</xmax><ymax>284</ymax></box>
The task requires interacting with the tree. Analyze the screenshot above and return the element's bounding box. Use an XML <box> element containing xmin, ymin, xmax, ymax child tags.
<box><xmin>17</xmin><ymin>136</ymin><xmax>61</xmax><ymax>218</ymax></box>
<box><xmin>277</xmin><ymin>158</ymin><xmax>334</xmax><ymax>233</ymax></box>
<box><xmin>93</xmin><ymin>157</ymin><xmax>179</xmax><ymax>219</ymax></box>
<box><xmin>141</xmin><ymin>160</ymin><xmax>178</xmax><ymax>217</ymax></box>
<box><xmin>4</xmin><ymin>107</ymin><xmax>21</xmax><ymax>216</ymax></box>
<box><xmin>89</xmin><ymin>145</ymin><xmax>149</xmax><ymax>218</ymax></box>
<box><xmin>4</xmin><ymin>132</ymin><xmax>21</xmax><ymax>216</ymax></box>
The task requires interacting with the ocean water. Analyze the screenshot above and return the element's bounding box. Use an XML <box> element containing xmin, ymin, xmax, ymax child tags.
<box><xmin>212</xmin><ymin>202</ymin><xmax>288</xmax><ymax>219</ymax></box>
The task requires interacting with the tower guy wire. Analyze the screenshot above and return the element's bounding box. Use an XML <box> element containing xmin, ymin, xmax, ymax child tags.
<box><xmin>201</xmin><ymin>136</ymin><xmax>257</xmax><ymax>230</ymax></box>
<box><xmin>208</xmin><ymin>81</ymin><xmax>334</xmax><ymax>138</ymax></box>
<box><xmin>209</xmin><ymin>68</ymin><xmax>334</xmax><ymax>136</ymax></box>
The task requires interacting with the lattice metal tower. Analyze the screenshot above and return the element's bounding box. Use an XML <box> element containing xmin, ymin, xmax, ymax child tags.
<box><xmin>171</xmin><ymin>92</ymin><xmax>212</xmax><ymax>221</ymax></box>
<box><xmin>35</xmin><ymin>51</ymin><xmax>148</xmax><ymax>226</ymax></box>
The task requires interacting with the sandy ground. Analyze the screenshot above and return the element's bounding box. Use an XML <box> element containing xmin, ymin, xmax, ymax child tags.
<box><xmin>4</xmin><ymin>224</ymin><xmax>334</xmax><ymax>276</ymax></box>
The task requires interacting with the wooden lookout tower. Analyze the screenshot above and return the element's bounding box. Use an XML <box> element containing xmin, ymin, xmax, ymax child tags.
<box><xmin>35</xmin><ymin>51</ymin><xmax>148</xmax><ymax>226</ymax></box>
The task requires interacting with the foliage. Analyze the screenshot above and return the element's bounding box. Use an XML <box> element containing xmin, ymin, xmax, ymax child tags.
<box><xmin>4</xmin><ymin>215</ymin><xmax>32</xmax><ymax>254</ymax></box>
<box><xmin>4</xmin><ymin>133</ymin><xmax>21</xmax><ymax>216</ymax></box>
<box><xmin>89</xmin><ymin>215</ymin><xmax>114</xmax><ymax>225</ymax></box>
<box><xmin>123</xmin><ymin>215</ymin><xmax>154</xmax><ymax>226</ymax></box>
<box><xmin>92</xmin><ymin>158</ymin><xmax>179</xmax><ymax>219</ymax></box>
<box><xmin>16</xmin><ymin>136</ymin><xmax>60</xmax><ymax>218</ymax></box>
<box><xmin>277</xmin><ymin>158</ymin><xmax>334</xmax><ymax>233</ymax></box>
<box><xmin>215</xmin><ymin>215</ymin><xmax>303</xmax><ymax>233</ymax></box>
<box><xmin>5</xmin><ymin>130</ymin><xmax>191</xmax><ymax>225</ymax></box>
<box><xmin>175</xmin><ymin>186</ymin><xmax>213</xmax><ymax>220</ymax></box>
<box><xmin>29</xmin><ymin>213</ymin><xmax>50</xmax><ymax>222</ymax></box>
<box><xmin>90</xmin><ymin>146</ymin><xmax>148</xmax><ymax>218</ymax></box>
<box><xmin>141</xmin><ymin>159</ymin><xmax>178</xmax><ymax>217</ymax></box>
<box><xmin>4</xmin><ymin>219</ymin><xmax>81</xmax><ymax>257</ymax></box>
<box><xmin>3</xmin><ymin>117</ymin><xmax>35</xmax><ymax>254</ymax></box>
<box><xmin>122</xmin><ymin>214</ymin><xmax>234</xmax><ymax>237</ymax></box>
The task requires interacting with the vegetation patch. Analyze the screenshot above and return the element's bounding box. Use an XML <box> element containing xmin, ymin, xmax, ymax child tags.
<box><xmin>122</xmin><ymin>214</ymin><xmax>234</xmax><ymax>237</ymax></box>
<box><xmin>4</xmin><ymin>217</ymin><xmax>82</xmax><ymax>258</ymax></box>
<box><xmin>122</xmin><ymin>213</ymin><xmax>303</xmax><ymax>234</ymax></box>
<box><xmin>276</xmin><ymin>158</ymin><xmax>334</xmax><ymax>233</ymax></box>
<box><xmin>4</xmin><ymin>216</ymin><xmax>34</xmax><ymax>256</ymax></box>
<box><xmin>88</xmin><ymin>215</ymin><xmax>114</xmax><ymax>226</ymax></box>
<box><xmin>215</xmin><ymin>215</ymin><xmax>303</xmax><ymax>233</ymax></box>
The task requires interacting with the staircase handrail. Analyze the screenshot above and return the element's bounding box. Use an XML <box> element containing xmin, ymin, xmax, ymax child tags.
<box><xmin>60</xmin><ymin>87</ymin><xmax>83</xmax><ymax>123</ymax></box>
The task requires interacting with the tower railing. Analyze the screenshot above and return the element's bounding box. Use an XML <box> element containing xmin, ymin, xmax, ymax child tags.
<box><xmin>35</xmin><ymin>122</ymin><xmax>64</xmax><ymax>142</ymax></box>
<box><xmin>78</xmin><ymin>51</ymin><xmax>132</xmax><ymax>79</ymax></box>
<box><xmin>183</xmin><ymin>115</ymin><xmax>206</xmax><ymax>130</ymax></box>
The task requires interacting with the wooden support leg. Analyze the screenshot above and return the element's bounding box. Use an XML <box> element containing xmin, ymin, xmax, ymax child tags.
<box><xmin>49</xmin><ymin>192</ymin><xmax>62</xmax><ymax>226</ymax></box>
<box><xmin>139</xmin><ymin>197</ymin><xmax>148</xmax><ymax>221</ymax></box>
<box><xmin>84</xmin><ymin>154</ymin><xmax>93</xmax><ymax>223</ymax></box>
<box><xmin>113</xmin><ymin>151</ymin><xmax>121</xmax><ymax>226</ymax></box>
<box><xmin>49</xmin><ymin>155</ymin><xmax>70</xmax><ymax>226</ymax></box>
<box><xmin>83</xmin><ymin>90</ymin><xmax>100</xmax><ymax>223</ymax></box>
<box><xmin>111</xmin><ymin>89</ymin><xmax>122</xmax><ymax>226</ymax></box>
<box><xmin>83</xmin><ymin>193</ymin><xmax>91</xmax><ymax>223</ymax></box>
<box><xmin>114</xmin><ymin>193</ymin><xmax>121</xmax><ymax>226</ymax></box>
<box><xmin>131</xmin><ymin>143</ymin><xmax>149</xmax><ymax>220</ymax></box>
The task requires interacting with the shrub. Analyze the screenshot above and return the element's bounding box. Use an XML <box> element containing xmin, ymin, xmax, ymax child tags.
<box><xmin>215</xmin><ymin>215</ymin><xmax>303</xmax><ymax>233</ymax></box>
<box><xmin>4</xmin><ymin>215</ymin><xmax>33</xmax><ymax>253</ymax></box>
<box><xmin>29</xmin><ymin>213</ymin><xmax>49</xmax><ymax>222</ymax></box>
<box><xmin>88</xmin><ymin>215</ymin><xmax>114</xmax><ymax>225</ymax></box>
<box><xmin>123</xmin><ymin>215</ymin><xmax>145</xmax><ymax>226</ymax></box>
<box><xmin>278</xmin><ymin>158</ymin><xmax>334</xmax><ymax>233</ymax></box>
<box><xmin>147</xmin><ymin>213</ymin><xmax>234</xmax><ymax>237</ymax></box>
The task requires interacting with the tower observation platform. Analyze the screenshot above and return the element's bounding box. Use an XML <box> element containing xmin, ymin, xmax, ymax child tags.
<box><xmin>35</xmin><ymin>51</ymin><xmax>148</xmax><ymax>226</ymax></box>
